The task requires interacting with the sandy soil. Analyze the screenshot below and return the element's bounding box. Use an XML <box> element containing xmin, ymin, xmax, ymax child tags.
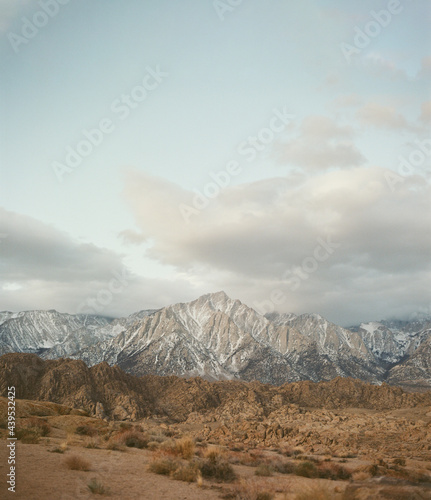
<box><xmin>0</xmin><ymin>441</ymin><xmax>346</xmax><ymax>500</ymax></box>
<box><xmin>0</xmin><ymin>442</ymin><xmax>225</xmax><ymax>500</ymax></box>
<box><xmin>1</xmin><ymin>398</ymin><xmax>431</xmax><ymax>500</ymax></box>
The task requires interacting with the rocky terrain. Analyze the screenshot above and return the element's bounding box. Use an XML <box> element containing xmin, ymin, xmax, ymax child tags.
<box><xmin>2</xmin><ymin>353</ymin><xmax>431</xmax><ymax>423</ymax></box>
<box><xmin>1</xmin><ymin>357</ymin><xmax>431</xmax><ymax>499</ymax></box>
<box><xmin>1</xmin><ymin>292</ymin><xmax>430</xmax><ymax>388</ymax></box>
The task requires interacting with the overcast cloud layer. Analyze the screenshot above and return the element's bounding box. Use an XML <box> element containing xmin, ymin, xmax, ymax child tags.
<box><xmin>1</xmin><ymin>1</ymin><xmax>430</xmax><ymax>326</ymax></box>
<box><xmin>120</xmin><ymin>165</ymin><xmax>431</xmax><ymax>325</ymax></box>
<box><xmin>0</xmin><ymin>208</ymin><xmax>197</xmax><ymax>317</ymax></box>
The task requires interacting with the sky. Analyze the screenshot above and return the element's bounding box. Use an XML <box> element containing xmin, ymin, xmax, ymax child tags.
<box><xmin>0</xmin><ymin>0</ymin><xmax>430</xmax><ymax>326</ymax></box>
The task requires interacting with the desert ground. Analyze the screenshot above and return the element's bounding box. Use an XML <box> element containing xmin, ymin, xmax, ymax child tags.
<box><xmin>1</xmin><ymin>398</ymin><xmax>431</xmax><ymax>499</ymax></box>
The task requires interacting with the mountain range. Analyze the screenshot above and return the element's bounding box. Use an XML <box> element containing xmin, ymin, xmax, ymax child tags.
<box><xmin>1</xmin><ymin>291</ymin><xmax>430</xmax><ymax>389</ymax></box>
<box><xmin>2</xmin><ymin>353</ymin><xmax>431</xmax><ymax>423</ymax></box>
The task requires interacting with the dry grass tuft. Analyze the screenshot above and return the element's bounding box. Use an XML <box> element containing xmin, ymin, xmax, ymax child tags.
<box><xmin>156</xmin><ymin>436</ymin><xmax>196</xmax><ymax>458</ymax></box>
<box><xmin>51</xmin><ymin>441</ymin><xmax>69</xmax><ymax>453</ymax></box>
<box><xmin>16</xmin><ymin>428</ymin><xmax>40</xmax><ymax>444</ymax></box>
<box><xmin>147</xmin><ymin>441</ymin><xmax>160</xmax><ymax>451</ymax></box>
<box><xmin>157</xmin><ymin>439</ymin><xmax>177</xmax><ymax>455</ymax></box>
<box><xmin>87</xmin><ymin>478</ymin><xmax>111</xmax><ymax>495</ymax></box>
<box><xmin>200</xmin><ymin>456</ymin><xmax>236</xmax><ymax>483</ymax></box>
<box><xmin>294</xmin><ymin>461</ymin><xmax>318</xmax><ymax>478</ymax></box>
<box><xmin>148</xmin><ymin>432</ymin><xmax>168</xmax><ymax>444</ymax></box>
<box><xmin>203</xmin><ymin>445</ymin><xmax>225</xmax><ymax>461</ymax></box>
<box><xmin>270</xmin><ymin>458</ymin><xmax>295</xmax><ymax>475</ymax></box>
<box><xmin>228</xmin><ymin>478</ymin><xmax>275</xmax><ymax>500</ymax></box>
<box><xmin>148</xmin><ymin>458</ymin><xmax>179</xmax><ymax>476</ymax></box>
<box><xmin>175</xmin><ymin>436</ymin><xmax>195</xmax><ymax>459</ymax></box>
<box><xmin>116</xmin><ymin>430</ymin><xmax>148</xmax><ymax>449</ymax></box>
<box><xmin>278</xmin><ymin>444</ymin><xmax>295</xmax><ymax>457</ymax></box>
<box><xmin>75</xmin><ymin>425</ymin><xmax>98</xmax><ymax>437</ymax></box>
<box><xmin>85</xmin><ymin>438</ymin><xmax>101</xmax><ymax>449</ymax></box>
<box><xmin>26</xmin><ymin>417</ymin><xmax>51</xmax><ymax>436</ymax></box>
<box><xmin>64</xmin><ymin>455</ymin><xmax>91</xmax><ymax>471</ymax></box>
<box><xmin>106</xmin><ymin>440</ymin><xmax>126</xmax><ymax>452</ymax></box>
<box><xmin>317</xmin><ymin>462</ymin><xmax>352</xmax><ymax>480</ymax></box>
<box><xmin>172</xmin><ymin>462</ymin><xmax>199</xmax><ymax>482</ymax></box>
<box><xmin>118</xmin><ymin>422</ymin><xmax>133</xmax><ymax>431</ymax></box>
<box><xmin>254</xmin><ymin>464</ymin><xmax>273</xmax><ymax>477</ymax></box>
<box><xmin>226</xmin><ymin>450</ymin><xmax>263</xmax><ymax>467</ymax></box>
<box><xmin>16</xmin><ymin>417</ymin><xmax>53</xmax><ymax>443</ymax></box>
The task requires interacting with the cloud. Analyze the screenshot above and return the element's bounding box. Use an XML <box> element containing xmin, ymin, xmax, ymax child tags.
<box><xmin>122</xmin><ymin>168</ymin><xmax>431</xmax><ymax>325</ymax></box>
<box><xmin>420</xmin><ymin>100</ymin><xmax>431</xmax><ymax>124</ymax></box>
<box><xmin>0</xmin><ymin>207</ymin><xmax>198</xmax><ymax>316</ymax></box>
<box><xmin>2</xmin><ymin>164</ymin><xmax>430</xmax><ymax>326</ymax></box>
<box><xmin>417</xmin><ymin>55</ymin><xmax>431</xmax><ymax>80</ymax></box>
<box><xmin>357</xmin><ymin>102</ymin><xmax>408</xmax><ymax>129</ymax></box>
<box><xmin>332</xmin><ymin>93</ymin><xmax>362</xmax><ymax>109</ymax></box>
<box><xmin>361</xmin><ymin>53</ymin><xmax>431</xmax><ymax>83</ymax></box>
<box><xmin>317</xmin><ymin>73</ymin><xmax>340</xmax><ymax>91</ymax></box>
<box><xmin>0</xmin><ymin>275</ymin><xmax>198</xmax><ymax>319</ymax></box>
<box><xmin>274</xmin><ymin>115</ymin><xmax>366</xmax><ymax>170</ymax></box>
<box><xmin>362</xmin><ymin>53</ymin><xmax>409</xmax><ymax>81</ymax></box>
<box><xmin>0</xmin><ymin>208</ymin><xmax>122</xmax><ymax>282</ymax></box>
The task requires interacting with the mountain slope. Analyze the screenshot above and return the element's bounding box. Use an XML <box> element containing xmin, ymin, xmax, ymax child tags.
<box><xmin>0</xmin><ymin>308</ymin><xmax>160</xmax><ymax>361</ymax></box>
<box><xmin>0</xmin><ymin>310</ymin><xmax>110</xmax><ymax>357</ymax></box>
<box><xmin>266</xmin><ymin>312</ymin><xmax>383</xmax><ymax>382</ymax></box>
<box><xmin>353</xmin><ymin>318</ymin><xmax>431</xmax><ymax>365</ymax></box>
<box><xmin>72</xmin><ymin>292</ymin><xmax>382</xmax><ymax>384</ymax></box>
<box><xmin>1</xmin><ymin>293</ymin><xmax>430</xmax><ymax>387</ymax></box>
<box><xmin>387</xmin><ymin>332</ymin><xmax>431</xmax><ymax>389</ymax></box>
<box><xmin>73</xmin><ymin>292</ymin><xmax>299</xmax><ymax>383</ymax></box>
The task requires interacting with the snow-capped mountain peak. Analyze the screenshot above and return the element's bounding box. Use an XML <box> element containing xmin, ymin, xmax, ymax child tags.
<box><xmin>1</xmin><ymin>293</ymin><xmax>430</xmax><ymax>389</ymax></box>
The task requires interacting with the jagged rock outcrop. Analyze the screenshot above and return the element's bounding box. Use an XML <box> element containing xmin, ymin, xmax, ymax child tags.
<box><xmin>1</xmin><ymin>353</ymin><xmax>431</xmax><ymax>423</ymax></box>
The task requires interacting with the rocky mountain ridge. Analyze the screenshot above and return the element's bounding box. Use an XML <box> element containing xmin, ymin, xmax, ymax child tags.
<box><xmin>0</xmin><ymin>310</ymin><xmax>110</xmax><ymax>357</ymax></box>
<box><xmin>1</xmin><ymin>292</ymin><xmax>430</xmax><ymax>388</ymax></box>
<box><xmin>0</xmin><ymin>308</ymin><xmax>156</xmax><ymax>359</ymax></box>
<box><xmin>1</xmin><ymin>353</ymin><xmax>431</xmax><ymax>423</ymax></box>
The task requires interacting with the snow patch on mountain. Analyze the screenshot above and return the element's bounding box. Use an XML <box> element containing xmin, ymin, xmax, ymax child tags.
<box><xmin>1</xmin><ymin>294</ymin><xmax>430</xmax><ymax>388</ymax></box>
